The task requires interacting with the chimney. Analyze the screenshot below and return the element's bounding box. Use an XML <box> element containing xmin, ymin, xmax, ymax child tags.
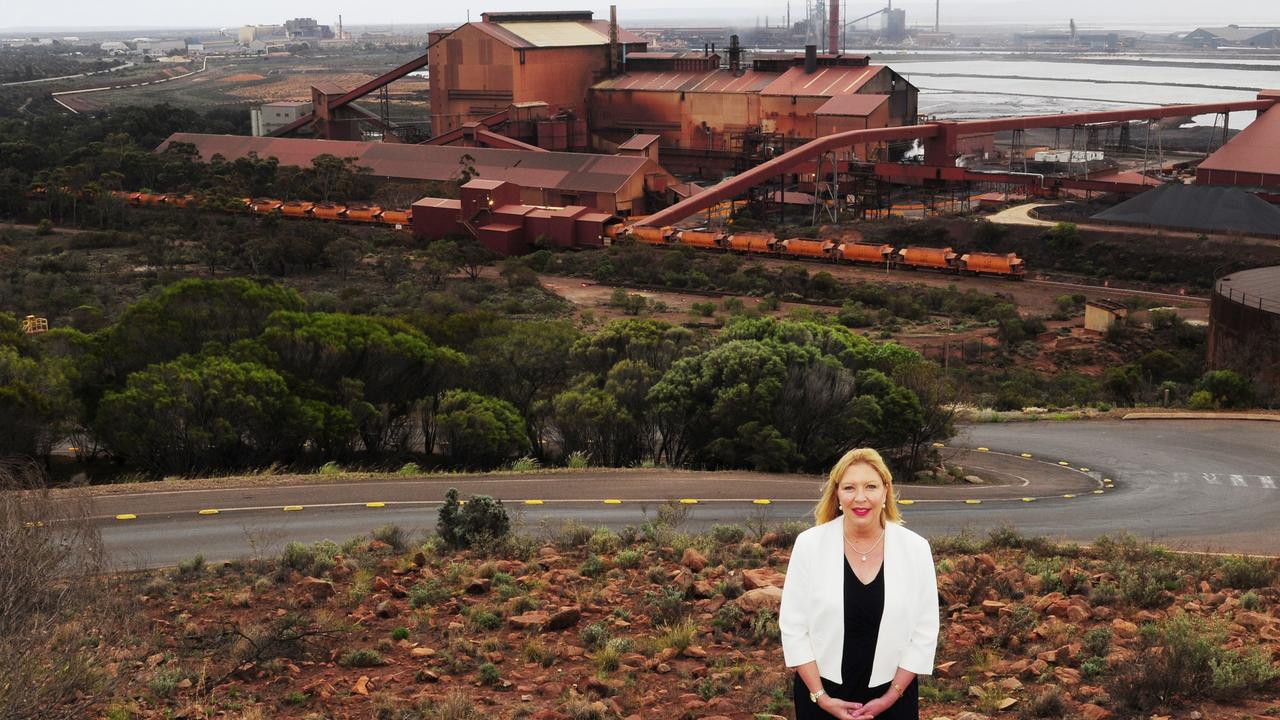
<box><xmin>729</xmin><ymin>34</ymin><xmax>741</xmax><ymax>73</ymax></box>
<box><xmin>704</xmin><ymin>42</ymin><xmax>709</xmax><ymax>57</ymax></box>
<box><xmin>804</xmin><ymin>43</ymin><xmax>817</xmax><ymax>73</ymax></box>
<box><xmin>828</xmin><ymin>0</ymin><xmax>839</xmax><ymax>55</ymax></box>
<box><xmin>609</xmin><ymin>5</ymin><xmax>619</xmax><ymax>75</ymax></box>
<box><xmin>711</xmin><ymin>42</ymin><xmax>716</xmax><ymax>58</ymax></box>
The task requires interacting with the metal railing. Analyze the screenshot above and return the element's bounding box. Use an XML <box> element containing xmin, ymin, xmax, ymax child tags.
<box><xmin>1216</xmin><ymin>280</ymin><xmax>1280</xmax><ymax>314</ymax></box>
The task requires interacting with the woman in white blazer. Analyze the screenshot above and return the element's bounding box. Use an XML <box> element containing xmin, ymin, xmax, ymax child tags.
<box><xmin>780</xmin><ymin>448</ymin><xmax>939</xmax><ymax>720</ymax></box>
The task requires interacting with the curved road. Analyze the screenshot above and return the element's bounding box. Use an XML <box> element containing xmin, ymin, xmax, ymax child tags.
<box><xmin>90</xmin><ymin>419</ymin><xmax>1277</xmax><ymax>568</ymax></box>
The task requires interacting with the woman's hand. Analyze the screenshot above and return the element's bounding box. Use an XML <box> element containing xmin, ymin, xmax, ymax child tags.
<box><xmin>817</xmin><ymin>695</ymin><xmax>864</xmax><ymax>719</ymax></box>
<box><xmin>849</xmin><ymin>694</ymin><xmax>895</xmax><ymax>720</ymax></box>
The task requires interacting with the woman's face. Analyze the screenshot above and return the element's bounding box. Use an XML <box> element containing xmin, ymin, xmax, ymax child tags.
<box><xmin>837</xmin><ymin>462</ymin><xmax>887</xmax><ymax>529</ymax></box>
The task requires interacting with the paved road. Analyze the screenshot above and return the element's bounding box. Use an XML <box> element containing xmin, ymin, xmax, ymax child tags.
<box><xmin>91</xmin><ymin>420</ymin><xmax>1277</xmax><ymax>568</ymax></box>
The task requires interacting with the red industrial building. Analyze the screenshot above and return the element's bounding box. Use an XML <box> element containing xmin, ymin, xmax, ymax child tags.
<box><xmin>428</xmin><ymin>11</ymin><xmax>647</xmax><ymax>136</ymax></box>
<box><xmin>159</xmin><ymin>133</ymin><xmax>674</xmax><ymax>215</ymax></box>
<box><xmin>590</xmin><ymin>49</ymin><xmax>918</xmax><ymax>173</ymax></box>
<box><xmin>1196</xmin><ymin>91</ymin><xmax>1280</xmax><ymax>194</ymax></box>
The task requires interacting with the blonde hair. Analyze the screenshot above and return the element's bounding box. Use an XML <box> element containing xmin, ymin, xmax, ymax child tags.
<box><xmin>814</xmin><ymin>447</ymin><xmax>902</xmax><ymax>526</ymax></box>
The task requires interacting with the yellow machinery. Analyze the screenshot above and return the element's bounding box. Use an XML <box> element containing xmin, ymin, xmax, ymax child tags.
<box><xmin>21</xmin><ymin>315</ymin><xmax>48</xmax><ymax>334</ymax></box>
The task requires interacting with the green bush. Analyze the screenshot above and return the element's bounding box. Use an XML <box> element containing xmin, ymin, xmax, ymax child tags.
<box><xmin>1219</xmin><ymin>555</ymin><xmax>1277</xmax><ymax>590</ymax></box>
<box><xmin>580</xmin><ymin>621</ymin><xmax>611</xmax><ymax>651</ymax></box>
<box><xmin>468</xmin><ymin>610</ymin><xmax>502</xmax><ymax>632</ymax></box>
<box><xmin>710</xmin><ymin>524</ymin><xmax>746</xmax><ymax>545</ymax></box>
<box><xmin>371</xmin><ymin>523</ymin><xmax>408</xmax><ymax>552</ymax></box>
<box><xmin>409</xmin><ymin>579</ymin><xmax>450</xmax><ymax>608</ymax></box>
<box><xmin>1187</xmin><ymin>390</ymin><xmax>1215</xmax><ymax>410</ymax></box>
<box><xmin>437</xmin><ymin>488</ymin><xmax>511</xmax><ymax>549</ymax></box>
<box><xmin>476</xmin><ymin>662</ymin><xmax>501</xmax><ymax>686</ymax></box>
<box><xmin>436</xmin><ymin>390</ymin><xmax>528</xmax><ymax>469</ymax></box>
<box><xmin>279</xmin><ymin>542</ymin><xmax>317</xmax><ymax>573</ymax></box>
<box><xmin>318</xmin><ymin>461</ymin><xmax>343</xmax><ymax>475</ymax></box>
<box><xmin>1083</xmin><ymin>627</ymin><xmax>1112</xmax><ymax>658</ymax></box>
<box><xmin>338</xmin><ymin>649</ymin><xmax>384</xmax><ymax>668</ymax></box>
<box><xmin>578</xmin><ymin>554</ymin><xmax>605</xmax><ymax>578</ymax></box>
<box><xmin>1197</xmin><ymin>370</ymin><xmax>1254</xmax><ymax>409</ymax></box>
<box><xmin>643</xmin><ymin>586</ymin><xmax>687</xmax><ymax>625</ymax></box>
<box><xmin>615</xmin><ymin>549</ymin><xmax>642</xmax><ymax>568</ymax></box>
<box><xmin>396</xmin><ymin>462</ymin><xmax>422</xmax><ymax>475</ymax></box>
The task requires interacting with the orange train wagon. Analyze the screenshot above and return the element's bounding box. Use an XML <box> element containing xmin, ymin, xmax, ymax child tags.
<box><xmin>165</xmin><ymin>195</ymin><xmax>196</xmax><ymax>208</ymax></box>
<box><xmin>835</xmin><ymin>242</ymin><xmax>893</xmax><ymax>265</ymax></box>
<box><xmin>896</xmin><ymin>246</ymin><xmax>958</xmax><ymax>272</ymax></box>
<box><xmin>136</xmin><ymin>193</ymin><xmax>167</xmax><ymax>207</ymax></box>
<box><xmin>345</xmin><ymin>203</ymin><xmax>383</xmax><ymax>222</ymax></box>
<box><xmin>379</xmin><ymin>209</ymin><xmax>411</xmax><ymax>226</ymax></box>
<box><xmin>249</xmin><ymin>198</ymin><xmax>283</xmax><ymax>213</ymax></box>
<box><xmin>779</xmin><ymin>238</ymin><xmax>834</xmax><ymax>260</ymax></box>
<box><xmin>630</xmin><ymin>226</ymin><xmax>671</xmax><ymax>245</ymax></box>
<box><xmin>675</xmin><ymin>230</ymin><xmax>723</xmax><ymax>249</ymax></box>
<box><xmin>960</xmin><ymin>252</ymin><xmax>1025</xmax><ymax>278</ymax></box>
<box><xmin>725</xmin><ymin>232</ymin><xmax>774</xmax><ymax>254</ymax></box>
<box><xmin>311</xmin><ymin>202</ymin><xmax>347</xmax><ymax>220</ymax></box>
<box><xmin>280</xmin><ymin>200</ymin><xmax>314</xmax><ymax>217</ymax></box>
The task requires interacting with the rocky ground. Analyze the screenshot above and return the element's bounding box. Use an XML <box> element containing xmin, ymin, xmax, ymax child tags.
<box><xmin>90</xmin><ymin>521</ymin><xmax>1279</xmax><ymax>720</ymax></box>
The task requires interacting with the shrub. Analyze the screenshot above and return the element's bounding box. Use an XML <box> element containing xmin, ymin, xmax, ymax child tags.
<box><xmin>371</xmin><ymin>524</ymin><xmax>408</xmax><ymax>552</ymax></box>
<box><xmin>1023</xmin><ymin>686</ymin><xmax>1065</xmax><ymax>718</ymax></box>
<box><xmin>565</xmin><ymin>450</ymin><xmax>590</xmax><ymax>469</ymax></box>
<box><xmin>279</xmin><ymin>542</ymin><xmax>317</xmax><ymax>573</ymax></box>
<box><xmin>644</xmin><ymin>586</ymin><xmax>687</xmax><ymax>625</ymax></box>
<box><xmin>468</xmin><ymin>610</ymin><xmax>502</xmax><ymax>632</ymax></box>
<box><xmin>436</xmin><ymin>390</ymin><xmax>528</xmax><ymax>468</ymax></box>
<box><xmin>710</xmin><ymin>524</ymin><xmax>746</xmax><ymax>545</ymax></box>
<box><xmin>1081</xmin><ymin>656</ymin><xmax>1107</xmax><ymax>681</ymax></box>
<box><xmin>410</xmin><ymin>579</ymin><xmax>450</xmax><ymax>608</ymax></box>
<box><xmin>318</xmin><ymin>461</ymin><xmax>343</xmax><ymax>475</ymax></box>
<box><xmin>578</xmin><ymin>554</ymin><xmax>605</xmax><ymax>578</ymax></box>
<box><xmin>468</xmin><ymin>662</ymin><xmax>499</xmax><ymax>690</ymax></box>
<box><xmin>173</xmin><ymin>554</ymin><xmax>205</xmax><ymax>580</ymax></box>
<box><xmin>396</xmin><ymin>462</ymin><xmax>423</xmax><ymax>475</ymax></box>
<box><xmin>586</xmin><ymin>529</ymin><xmax>620</xmax><ymax>555</ymax></box>
<box><xmin>1240</xmin><ymin>590</ymin><xmax>1260</xmax><ymax>610</ymax></box>
<box><xmin>147</xmin><ymin>667</ymin><xmax>183</xmax><ymax>699</ymax></box>
<box><xmin>1219</xmin><ymin>555</ymin><xmax>1277</xmax><ymax>590</ymax></box>
<box><xmin>509</xmin><ymin>456</ymin><xmax>540</xmax><ymax>472</ymax></box>
<box><xmin>437</xmin><ymin>488</ymin><xmax>511</xmax><ymax>549</ymax></box>
<box><xmin>749</xmin><ymin>610</ymin><xmax>780</xmax><ymax>644</ymax></box>
<box><xmin>654</xmin><ymin>618</ymin><xmax>698</xmax><ymax>653</ymax></box>
<box><xmin>1187</xmin><ymin>389</ymin><xmax>1216</xmax><ymax>410</ymax></box>
<box><xmin>1197</xmin><ymin>370</ymin><xmax>1255</xmax><ymax>409</ymax></box>
<box><xmin>391</xmin><ymin>627</ymin><xmax>410</xmax><ymax>641</ymax></box>
<box><xmin>615</xmin><ymin>549</ymin><xmax>642</xmax><ymax>568</ymax></box>
<box><xmin>339</xmin><ymin>649</ymin><xmax>384</xmax><ymax>668</ymax></box>
<box><xmin>1083</xmin><ymin>627</ymin><xmax>1112</xmax><ymax>658</ymax></box>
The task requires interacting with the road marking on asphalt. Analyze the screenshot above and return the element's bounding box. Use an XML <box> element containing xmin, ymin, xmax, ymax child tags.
<box><xmin>898</xmin><ymin>499</ymin><xmax>915</xmax><ymax>505</ymax></box>
<box><xmin>1230</xmin><ymin>474</ymin><xmax>1247</xmax><ymax>487</ymax></box>
<box><xmin>1203</xmin><ymin>473</ymin><xmax>1220</xmax><ymax>484</ymax></box>
<box><xmin>282</xmin><ymin>505</ymin><xmax>303</xmax><ymax>512</ymax></box>
<box><xmin>197</xmin><ymin>509</ymin><xmax>219</xmax><ymax>515</ymax></box>
<box><xmin>1021</xmin><ymin>498</ymin><xmax>1035</xmax><ymax>502</ymax></box>
<box><xmin>1021</xmin><ymin>453</ymin><xmax>1033</xmax><ymax>458</ymax></box>
<box><xmin>116</xmin><ymin>514</ymin><xmax>136</xmax><ymax>520</ymax></box>
<box><xmin>1058</xmin><ymin>461</ymin><xmax>1071</xmax><ymax>466</ymax></box>
<box><xmin>1262</xmin><ymin>476</ymin><xmax>1276</xmax><ymax>489</ymax></box>
<box><xmin>1063</xmin><ymin>494</ymin><xmax>1076</xmax><ymax>499</ymax></box>
<box><xmin>679</xmin><ymin>498</ymin><xmax>698</xmax><ymax>504</ymax></box>
<box><xmin>366</xmin><ymin>502</ymin><xmax>386</xmax><ymax>508</ymax></box>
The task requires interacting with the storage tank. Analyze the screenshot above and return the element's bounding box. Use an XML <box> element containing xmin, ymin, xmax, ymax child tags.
<box><xmin>1208</xmin><ymin>266</ymin><xmax>1280</xmax><ymax>389</ymax></box>
<box><xmin>676</xmin><ymin>230</ymin><xmax>723</xmax><ymax>249</ymax></box>
<box><xmin>897</xmin><ymin>246</ymin><xmax>958</xmax><ymax>271</ymax></box>
<box><xmin>346</xmin><ymin>203</ymin><xmax>383</xmax><ymax>222</ymax></box>
<box><xmin>725</xmin><ymin>233</ymin><xmax>774</xmax><ymax>254</ymax></box>
<box><xmin>960</xmin><ymin>252</ymin><xmax>1025</xmax><ymax>278</ymax></box>
<box><xmin>779</xmin><ymin>238</ymin><xmax>833</xmax><ymax>259</ymax></box>
<box><xmin>280</xmin><ymin>200</ymin><xmax>315</xmax><ymax>217</ymax></box>
<box><xmin>630</xmin><ymin>226</ymin><xmax>671</xmax><ymax>245</ymax></box>
<box><xmin>312</xmin><ymin>202</ymin><xmax>347</xmax><ymax>220</ymax></box>
<box><xmin>836</xmin><ymin>242</ymin><xmax>893</xmax><ymax>264</ymax></box>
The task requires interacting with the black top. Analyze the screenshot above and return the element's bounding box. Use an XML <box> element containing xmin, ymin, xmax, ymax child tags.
<box><xmin>792</xmin><ymin>555</ymin><xmax>921</xmax><ymax>719</ymax></box>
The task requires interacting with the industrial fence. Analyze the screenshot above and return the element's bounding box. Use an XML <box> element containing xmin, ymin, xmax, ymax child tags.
<box><xmin>1216</xmin><ymin>281</ymin><xmax>1280</xmax><ymax>314</ymax></box>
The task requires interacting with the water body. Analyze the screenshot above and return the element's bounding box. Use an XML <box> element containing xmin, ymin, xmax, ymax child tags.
<box><xmin>869</xmin><ymin>55</ymin><xmax>1280</xmax><ymax>128</ymax></box>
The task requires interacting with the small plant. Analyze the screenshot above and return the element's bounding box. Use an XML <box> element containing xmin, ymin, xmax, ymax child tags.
<box><xmin>1240</xmin><ymin>590</ymin><xmax>1260</xmax><ymax>610</ymax></box>
<box><xmin>579</xmin><ymin>622</ymin><xmax>611</xmax><ymax>651</ymax></box>
<box><xmin>410</xmin><ymin>579</ymin><xmax>450</xmax><ymax>608</ymax></box>
<box><xmin>282</xmin><ymin>690</ymin><xmax>309</xmax><ymax>705</ymax></box>
<box><xmin>654</xmin><ymin>618</ymin><xmax>698</xmax><ymax>653</ymax></box>
<box><xmin>468</xmin><ymin>610</ymin><xmax>502</xmax><ymax>632</ymax></box>
<box><xmin>318</xmin><ymin>461</ymin><xmax>343</xmax><ymax>475</ymax></box>
<box><xmin>173</xmin><ymin>554</ymin><xmax>205</xmax><ymax>579</ymax></box>
<box><xmin>279</xmin><ymin>542</ymin><xmax>317</xmax><ymax>573</ymax></box>
<box><xmin>643</xmin><ymin>585</ymin><xmax>687</xmax><ymax>625</ymax></box>
<box><xmin>524</xmin><ymin>638</ymin><xmax>556</xmax><ymax>668</ymax></box>
<box><xmin>615</xmin><ymin>549</ymin><xmax>642</xmax><ymax>568</ymax></box>
<box><xmin>147</xmin><ymin>667</ymin><xmax>183</xmax><ymax>699</ymax></box>
<box><xmin>586</xmin><ymin>528</ymin><xmax>620</xmax><ymax>555</ymax></box>
<box><xmin>592</xmin><ymin>637</ymin><xmax>629</xmax><ymax>673</ymax></box>
<box><xmin>391</xmin><ymin>627</ymin><xmax>410</xmax><ymax>641</ymax></box>
<box><xmin>1081</xmin><ymin>656</ymin><xmax>1107</xmax><ymax>681</ymax></box>
<box><xmin>1219</xmin><ymin>555</ymin><xmax>1277</xmax><ymax>590</ymax></box>
<box><xmin>371</xmin><ymin>523</ymin><xmax>408</xmax><ymax>552</ymax></box>
<box><xmin>749</xmin><ymin>610</ymin><xmax>780</xmax><ymax>644</ymax></box>
<box><xmin>972</xmin><ymin>681</ymin><xmax>1013</xmax><ymax>713</ymax></box>
<box><xmin>509</xmin><ymin>456</ymin><xmax>540</xmax><ymax>472</ymax></box>
<box><xmin>1023</xmin><ymin>686</ymin><xmax>1065</xmax><ymax>718</ymax></box>
<box><xmin>396</xmin><ymin>462</ymin><xmax>423</xmax><ymax>475</ymax></box>
<box><xmin>710</xmin><ymin>524</ymin><xmax>746</xmax><ymax>545</ymax></box>
<box><xmin>1083</xmin><ymin>627</ymin><xmax>1112</xmax><ymax>658</ymax></box>
<box><xmin>437</xmin><ymin>488</ymin><xmax>511</xmax><ymax>549</ymax></box>
<box><xmin>578</xmin><ymin>554</ymin><xmax>605</xmax><ymax>578</ymax></box>
<box><xmin>565</xmin><ymin>451</ymin><xmax>590</xmax><ymax>469</ymax></box>
<box><xmin>477</xmin><ymin>662</ymin><xmax>501</xmax><ymax>686</ymax></box>
<box><xmin>339</xmin><ymin>649</ymin><xmax>384</xmax><ymax>668</ymax></box>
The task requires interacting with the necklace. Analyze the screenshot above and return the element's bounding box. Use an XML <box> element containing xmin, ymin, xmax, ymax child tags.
<box><xmin>844</xmin><ymin>529</ymin><xmax>885</xmax><ymax>561</ymax></box>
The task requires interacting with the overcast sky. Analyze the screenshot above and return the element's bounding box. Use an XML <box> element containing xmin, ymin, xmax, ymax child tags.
<box><xmin>4</xmin><ymin>0</ymin><xmax>1279</xmax><ymax>32</ymax></box>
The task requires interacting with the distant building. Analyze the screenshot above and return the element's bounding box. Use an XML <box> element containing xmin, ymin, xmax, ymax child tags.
<box><xmin>238</xmin><ymin>25</ymin><xmax>284</xmax><ymax>45</ymax></box>
<box><xmin>251</xmin><ymin>101</ymin><xmax>313</xmax><ymax>136</ymax></box>
<box><xmin>136</xmin><ymin>39</ymin><xmax>187</xmax><ymax>56</ymax></box>
<box><xmin>100</xmin><ymin>41</ymin><xmax>129</xmax><ymax>53</ymax></box>
<box><xmin>1084</xmin><ymin>299</ymin><xmax>1128</xmax><ymax>334</ymax></box>
<box><xmin>284</xmin><ymin>17</ymin><xmax>333</xmax><ymax>40</ymax></box>
<box><xmin>1184</xmin><ymin>25</ymin><xmax>1280</xmax><ymax>48</ymax></box>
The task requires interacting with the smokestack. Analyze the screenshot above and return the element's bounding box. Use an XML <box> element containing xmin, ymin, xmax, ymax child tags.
<box><xmin>609</xmin><ymin>5</ymin><xmax>618</xmax><ymax>75</ymax></box>
<box><xmin>729</xmin><ymin>34</ymin><xmax>741</xmax><ymax>73</ymax></box>
<box><xmin>935</xmin><ymin>0</ymin><xmax>940</xmax><ymax>33</ymax></box>
<box><xmin>338</xmin><ymin>14</ymin><xmax>343</xmax><ymax>40</ymax></box>
<box><xmin>804</xmin><ymin>43</ymin><xmax>817</xmax><ymax>74</ymax></box>
<box><xmin>828</xmin><ymin>0</ymin><xmax>839</xmax><ymax>55</ymax></box>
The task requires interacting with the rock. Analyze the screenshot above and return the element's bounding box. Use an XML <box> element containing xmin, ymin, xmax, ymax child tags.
<box><xmin>416</xmin><ymin>669</ymin><xmax>439</xmax><ymax>682</ymax></box>
<box><xmin>510</xmin><ymin>611</ymin><xmax>550</xmax><ymax>630</ymax></box>
<box><xmin>1077</xmin><ymin>703</ymin><xmax>1112</xmax><ymax>720</ymax></box>
<box><xmin>1034</xmin><ymin>592</ymin><xmax>1065</xmax><ymax>613</ymax></box>
<box><xmin>974</xmin><ymin>554</ymin><xmax>998</xmax><ymax>573</ymax></box>
<box><xmin>412</xmin><ymin>551</ymin><xmax>427</xmax><ymax>567</ymax></box>
<box><xmin>935</xmin><ymin>660</ymin><xmax>963</xmax><ymax>679</ymax></box>
<box><xmin>981</xmin><ymin>600</ymin><xmax>1006</xmax><ymax>614</ymax></box>
<box><xmin>999</xmin><ymin>677</ymin><xmax>1023</xmax><ymax>692</ymax></box>
<box><xmin>735</xmin><ymin>587</ymin><xmax>783</xmax><ymax>614</ymax></box>
<box><xmin>390</xmin><ymin>584</ymin><xmax>409</xmax><ymax>599</ymax></box>
<box><xmin>1234</xmin><ymin>611</ymin><xmax>1275</xmax><ymax>629</ymax></box>
<box><xmin>656</xmin><ymin>662</ymin><xmax>672</xmax><ymax>674</ymax></box>
<box><xmin>1110</xmin><ymin>618</ymin><xmax>1138</xmax><ymax>639</ymax></box>
<box><xmin>956</xmin><ymin>713</ymin><xmax>990</xmax><ymax>720</ymax></box>
<box><xmin>546</xmin><ymin>605</ymin><xmax>582</xmax><ymax>631</ymax></box>
<box><xmin>759</xmin><ymin>532</ymin><xmax>780</xmax><ymax>547</ymax></box>
<box><xmin>964</xmin><ymin>475</ymin><xmax>985</xmax><ymax>484</ymax></box>
<box><xmin>1053</xmin><ymin>667</ymin><xmax>1082</xmax><ymax>685</ymax></box>
<box><xmin>375</xmin><ymin>600</ymin><xmax>397</xmax><ymax>618</ymax></box>
<box><xmin>410</xmin><ymin>647</ymin><xmax>435</xmax><ymax>658</ymax></box>
<box><xmin>299</xmin><ymin>576</ymin><xmax>335</xmax><ymax>600</ymax></box>
<box><xmin>683</xmin><ymin>645</ymin><xmax>707</xmax><ymax>658</ymax></box>
<box><xmin>743</xmin><ymin>567</ymin><xmax>788</xmax><ymax>590</ymax></box>
<box><xmin>692</xmin><ymin>580</ymin><xmax>717</xmax><ymax>599</ymax></box>
<box><xmin>374</xmin><ymin>576</ymin><xmax>391</xmax><ymax>593</ymax></box>
<box><xmin>561</xmin><ymin>645</ymin><xmax>584</xmax><ymax>659</ymax></box>
<box><xmin>353</xmin><ymin>675</ymin><xmax>371</xmax><ymax>695</ymax></box>
<box><xmin>681</xmin><ymin>547</ymin><xmax>707</xmax><ymax>572</ymax></box>
<box><xmin>466</xmin><ymin>578</ymin><xmax>491</xmax><ymax>595</ymax></box>
<box><xmin>1066</xmin><ymin>604</ymin><xmax>1092</xmax><ymax>624</ymax></box>
<box><xmin>146</xmin><ymin>653</ymin><xmax>165</xmax><ymax>668</ymax></box>
<box><xmin>176</xmin><ymin>678</ymin><xmax>192</xmax><ymax>689</ymax></box>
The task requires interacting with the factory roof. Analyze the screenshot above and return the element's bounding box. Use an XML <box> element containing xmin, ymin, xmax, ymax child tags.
<box><xmin>1186</xmin><ymin>26</ymin><xmax>1280</xmax><ymax>43</ymax></box>
<box><xmin>1091</xmin><ymin>184</ymin><xmax>1280</xmax><ymax>237</ymax></box>
<box><xmin>470</xmin><ymin>19</ymin><xmax>646</xmax><ymax>48</ymax></box>
<box><xmin>758</xmin><ymin>65</ymin><xmax>883</xmax><ymax>97</ymax></box>
<box><xmin>592</xmin><ymin>69</ymin><xmax>776</xmax><ymax>93</ymax></box>
<box><xmin>159</xmin><ymin>133</ymin><xmax>663</xmax><ymax>195</ymax></box>
<box><xmin>815</xmin><ymin>93</ymin><xmax>888</xmax><ymax>117</ymax></box>
<box><xmin>616</xmin><ymin>134</ymin><xmax>661</xmax><ymax>151</ymax></box>
<box><xmin>1198</xmin><ymin>106</ymin><xmax>1280</xmax><ymax>179</ymax></box>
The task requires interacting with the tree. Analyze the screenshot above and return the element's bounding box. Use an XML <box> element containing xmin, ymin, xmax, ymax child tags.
<box><xmin>0</xmin><ymin>346</ymin><xmax>76</xmax><ymax>461</ymax></box>
<box><xmin>322</xmin><ymin>236</ymin><xmax>368</xmax><ymax>280</ymax></box>
<box><xmin>435</xmin><ymin>390</ymin><xmax>527</xmax><ymax>468</ymax></box>
<box><xmin>1197</xmin><ymin>370</ymin><xmax>1254</xmax><ymax>409</ymax></box>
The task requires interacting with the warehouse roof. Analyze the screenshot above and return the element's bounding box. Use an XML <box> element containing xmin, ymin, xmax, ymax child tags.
<box><xmin>593</xmin><ymin>69</ymin><xmax>774</xmax><ymax>93</ymax></box>
<box><xmin>470</xmin><ymin>18</ymin><xmax>645</xmax><ymax>48</ymax></box>
<box><xmin>1198</xmin><ymin>106</ymin><xmax>1280</xmax><ymax>179</ymax></box>
<box><xmin>1186</xmin><ymin>26</ymin><xmax>1280</xmax><ymax>43</ymax></box>
<box><xmin>159</xmin><ymin>133</ymin><xmax>663</xmax><ymax>195</ymax></box>
<box><xmin>1091</xmin><ymin>184</ymin><xmax>1280</xmax><ymax>237</ymax></box>
<box><xmin>759</xmin><ymin>65</ymin><xmax>882</xmax><ymax>97</ymax></box>
<box><xmin>815</xmin><ymin>93</ymin><xmax>888</xmax><ymax>117</ymax></box>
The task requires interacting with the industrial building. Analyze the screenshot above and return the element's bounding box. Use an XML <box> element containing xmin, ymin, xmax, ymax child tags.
<box><xmin>159</xmin><ymin>133</ymin><xmax>674</xmax><ymax>215</ymax></box>
<box><xmin>1208</xmin><ymin>267</ymin><xmax>1280</xmax><ymax>393</ymax></box>
<box><xmin>590</xmin><ymin>46</ymin><xmax>917</xmax><ymax>173</ymax></box>
<box><xmin>1196</xmin><ymin>91</ymin><xmax>1280</xmax><ymax>195</ymax></box>
<box><xmin>428</xmin><ymin>11</ymin><xmax>648</xmax><ymax>136</ymax></box>
<box><xmin>250</xmin><ymin>101</ymin><xmax>312</xmax><ymax>137</ymax></box>
<box><xmin>1184</xmin><ymin>26</ymin><xmax>1280</xmax><ymax>49</ymax></box>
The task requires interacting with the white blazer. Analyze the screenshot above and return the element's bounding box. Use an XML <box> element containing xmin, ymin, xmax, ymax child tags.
<box><xmin>779</xmin><ymin>519</ymin><xmax>939</xmax><ymax>687</ymax></box>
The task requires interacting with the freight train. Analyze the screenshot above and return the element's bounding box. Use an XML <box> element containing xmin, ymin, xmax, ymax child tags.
<box><xmin>624</xmin><ymin>226</ymin><xmax>1026</xmax><ymax>279</ymax></box>
<box><xmin>114</xmin><ymin>192</ymin><xmax>414</xmax><ymax>228</ymax></box>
